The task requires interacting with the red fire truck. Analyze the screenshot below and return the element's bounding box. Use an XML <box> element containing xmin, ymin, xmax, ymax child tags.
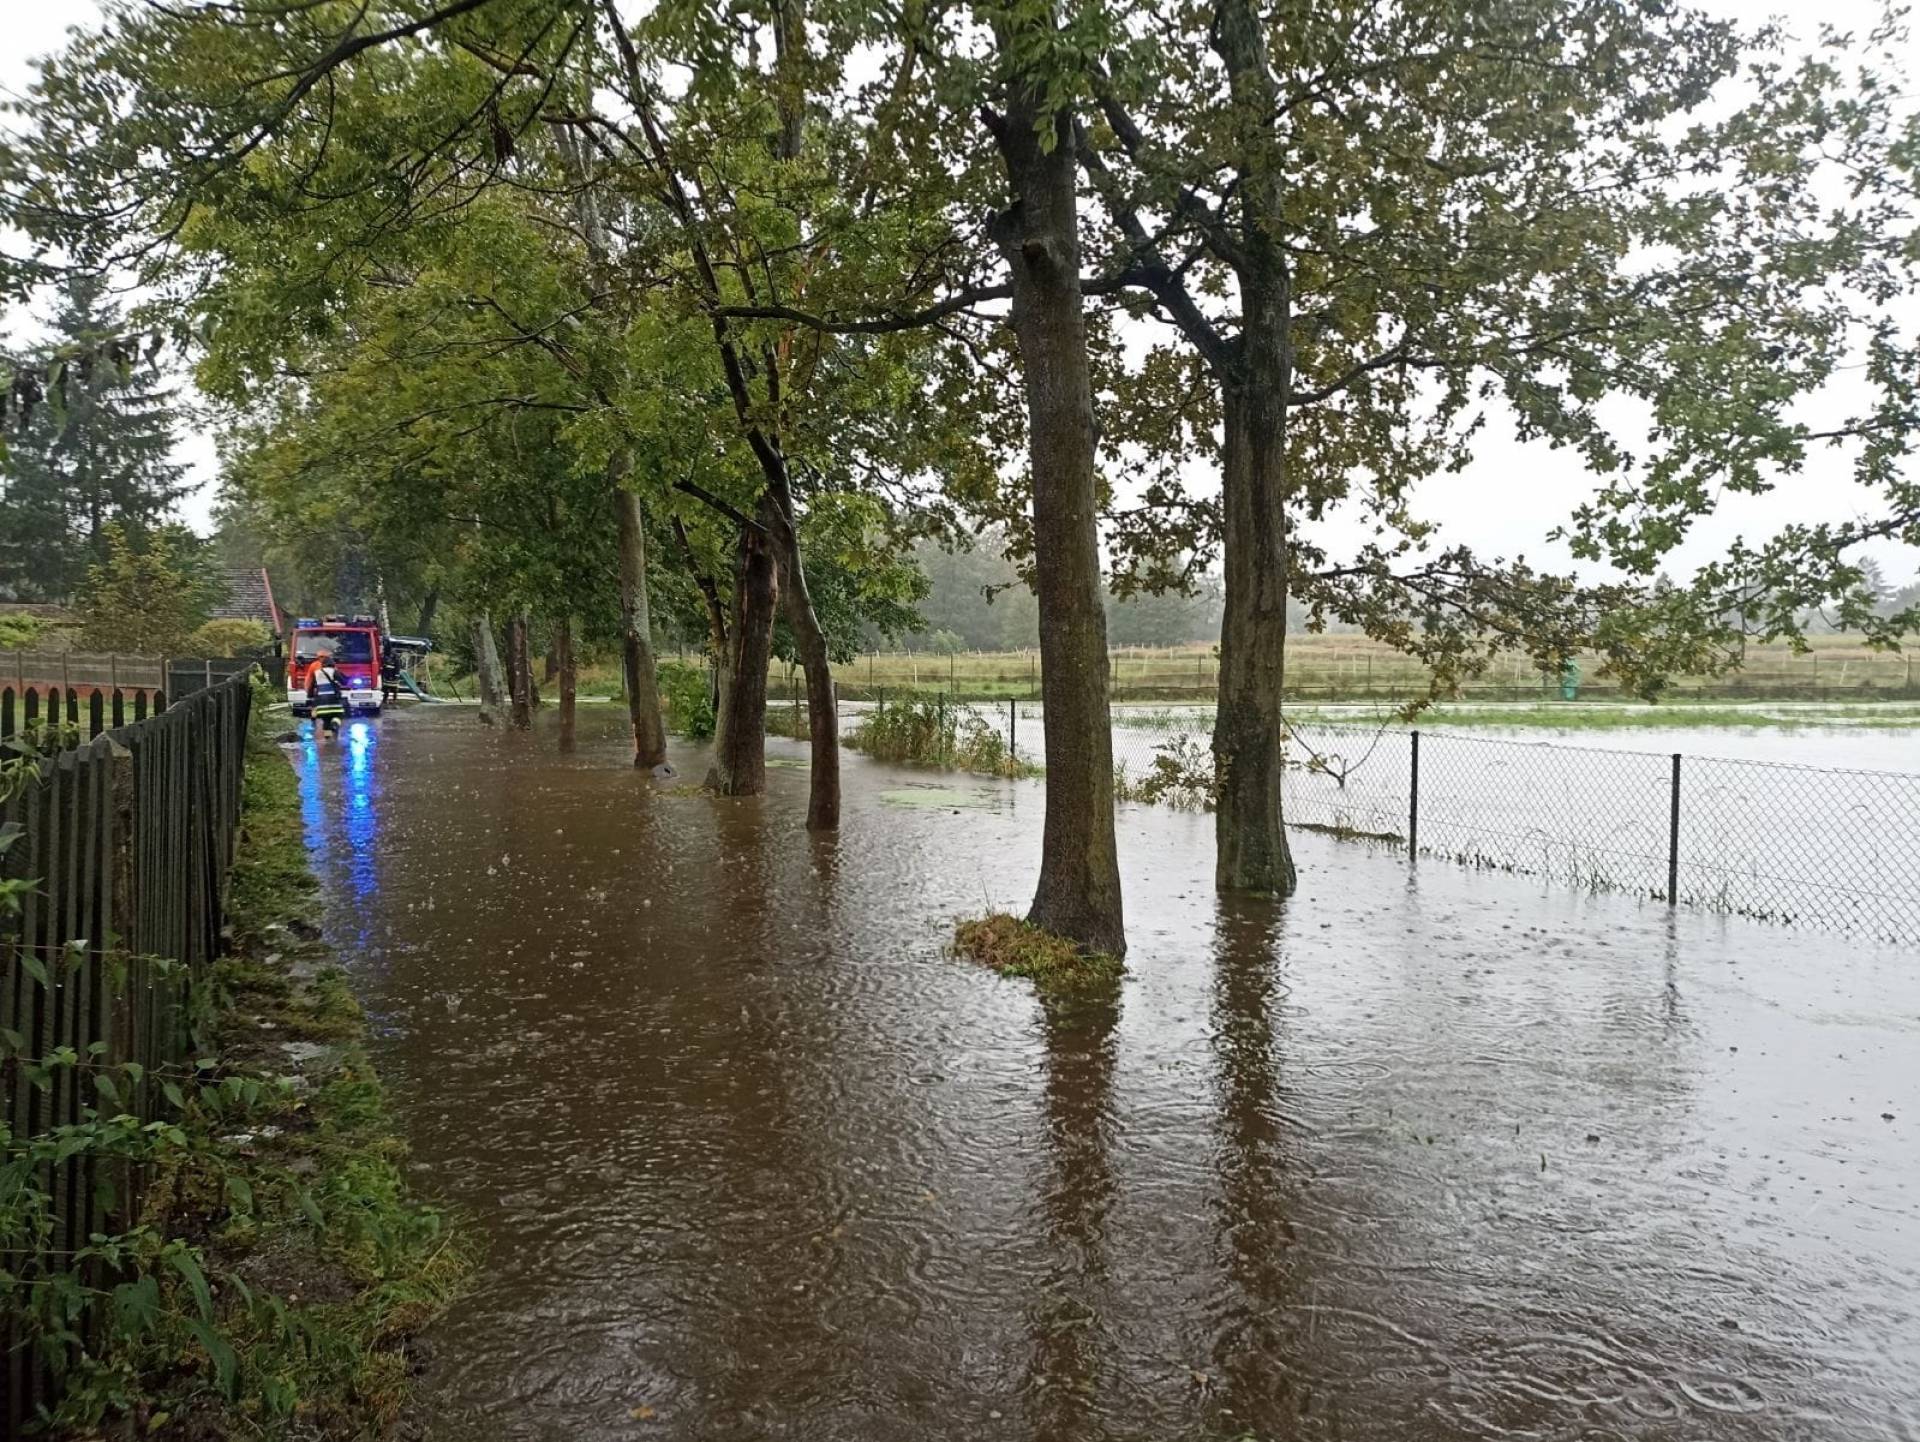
<box><xmin>287</xmin><ymin>615</ymin><xmax>386</xmax><ymax>717</ymax></box>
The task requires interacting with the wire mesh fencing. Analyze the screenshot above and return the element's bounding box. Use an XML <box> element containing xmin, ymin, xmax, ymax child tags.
<box><xmin>1107</xmin><ymin>717</ymin><xmax>1920</xmax><ymax>943</ymax></box>
<box><xmin>790</xmin><ymin>688</ymin><xmax>1920</xmax><ymax>943</ymax></box>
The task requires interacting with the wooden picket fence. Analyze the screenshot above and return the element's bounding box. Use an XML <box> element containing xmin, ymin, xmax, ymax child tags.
<box><xmin>1</xmin><ymin>669</ymin><xmax>256</xmax><ymax>1432</ymax></box>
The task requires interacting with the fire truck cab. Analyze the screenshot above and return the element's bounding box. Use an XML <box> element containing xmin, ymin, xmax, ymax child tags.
<box><xmin>288</xmin><ymin>615</ymin><xmax>385</xmax><ymax>717</ymax></box>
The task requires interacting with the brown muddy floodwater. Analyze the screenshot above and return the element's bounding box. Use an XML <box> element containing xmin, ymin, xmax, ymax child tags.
<box><xmin>291</xmin><ymin>706</ymin><xmax>1919</xmax><ymax>1442</ymax></box>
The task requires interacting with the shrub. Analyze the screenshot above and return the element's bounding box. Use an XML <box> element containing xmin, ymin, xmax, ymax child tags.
<box><xmin>75</xmin><ymin>524</ymin><xmax>222</xmax><ymax>654</ymax></box>
<box><xmin>1113</xmin><ymin>733</ymin><xmax>1216</xmax><ymax>810</ymax></box>
<box><xmin>657</xmin><ymin>660</ymin><xmax>715</xmax><ymax>739</ymax></box>
<box><xmin>0</xmin><ymin>613</ymin><xmax>48</xmax><ymax>649</ymax></box>
<box><xmin>848</xmin><ymin>693</ymin><xmax>1036</xmax><ymax>777</ymax></box>
<box><xmin>191</xmin><ymin>617</ymin><xmax>275</xmax><ymax>657</ymax></box>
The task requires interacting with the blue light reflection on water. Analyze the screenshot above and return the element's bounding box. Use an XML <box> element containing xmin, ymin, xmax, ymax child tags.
<box><xmin>293</xmin><ymin>719</ymin><xmax>384</xmax><ymax>951</ymax></box>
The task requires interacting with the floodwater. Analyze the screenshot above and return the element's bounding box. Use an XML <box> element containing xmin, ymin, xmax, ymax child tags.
<box><xmin>841</xmin><ymin>699</ymin><xmax>1920</xmax><ymax>939</ymax></box>
<box><xmin>293</xmin><ymin>707</ymin><xmax>1920</xmax><ymax>1441</ymax></box>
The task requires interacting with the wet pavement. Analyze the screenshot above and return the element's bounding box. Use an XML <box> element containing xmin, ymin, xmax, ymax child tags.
<box><xmin>291</xmin><ymin>706</ymin><xmax>1920</xmax><ymax>1441</ymax></box>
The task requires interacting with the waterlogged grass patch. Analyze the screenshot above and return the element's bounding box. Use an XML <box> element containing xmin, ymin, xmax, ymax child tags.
<box><xmin>880</xmin><ymin>785</ymin><xmax>996</xmax><ymax>810</ymax></box>
<box><xmin>954</xmin><ymin>913</ymin><xmax>1124</xmax><ymax>997</ymax></box>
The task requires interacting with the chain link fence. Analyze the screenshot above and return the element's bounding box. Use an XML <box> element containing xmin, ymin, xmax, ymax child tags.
<box><xmin>1111</xmin><ymin>716</ymin><xmax>1920</xmax><ymax>942</ymax></box>
<box><xmin>793</xmin><ymin>688</ymin><xmax>1920</xmax><ymax>942</ymax></box>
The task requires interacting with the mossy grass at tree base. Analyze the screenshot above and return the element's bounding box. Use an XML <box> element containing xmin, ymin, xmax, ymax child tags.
<box><xmin>40</xmin><ymin>700</ymin><xmax>474</xmax><ymax>1438</ymax></box>
<box><xmin>953</xmin><ymin>913</ymin><xmax>1124</xmax><ymax>999</ymax></box>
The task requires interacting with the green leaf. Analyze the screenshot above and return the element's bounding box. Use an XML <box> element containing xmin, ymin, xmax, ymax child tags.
<box><xmin>165</xmin><ymin>1246</ymin><xmax>213</xmax><ymax>1320</ymax></box>
<box><xmin>185</xmin><ymin>1317</ymin><xmax>238</xmax><ymax>1397</ymax></box>
<box><xmin>225</xmin><ymin>1174</ymin><xmax>253</xmax><ymax>1214</ymax></box>
<box><xmin>111</xmin><ymin>1274</ymin><xmax>160</xmax><ymax>1336</ymax></box>
<box><xmin>18</xmin><ymin>952</ymin><xmax>48</xmax><ymax>988</ymax></box>
<box><xmin>295</xmin><ymin>1187</ymin><xmax>323</xmax><ymax>1230</ymax></box>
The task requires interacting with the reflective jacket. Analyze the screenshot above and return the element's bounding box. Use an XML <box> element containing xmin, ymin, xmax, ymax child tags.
<box><xmin>308</xmin><ymin>664</ymin><xmax>344</xmax><ymax>705</ymax></box>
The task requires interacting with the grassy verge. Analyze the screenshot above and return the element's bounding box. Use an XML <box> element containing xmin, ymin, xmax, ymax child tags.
<box><xmin>953</xmin><ymin>914</ymin><xmax>1124</xmax><ymax>1000</ymax></box>
<box><xmin>47</xmin><ymin>719</ymin><xmax>473</xmax><ymax>1438</ymax></box>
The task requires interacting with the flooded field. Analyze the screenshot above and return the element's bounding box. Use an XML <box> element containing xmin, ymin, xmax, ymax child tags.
<box><xmin>293</xmin><ymin>706</ymin><xmax>1919</xmax><ymax>1441</ymax></box>
<box><xmin>864</xmin><ymin>701</ymin><xmax>1920</xmax><ymax>940</ymax></box>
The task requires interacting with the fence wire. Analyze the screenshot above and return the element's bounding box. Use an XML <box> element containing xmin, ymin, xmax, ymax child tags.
<box><xmin>1106</xmin><ymin>716</ymin><xmax>1920</xmax><ymax>943</ymax></box>
<box><xmin>817</xmin><ymin>692</ymin><xmax>1920</xmax><ymax>942</ymax></box>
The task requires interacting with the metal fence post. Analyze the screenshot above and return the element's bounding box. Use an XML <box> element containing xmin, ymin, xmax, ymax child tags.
<box><xmin>1009</xmin><ymin>698</ymin><xmax>1016</xmax><ymax>763</ymax></box>
<box><xmin>1408</xmin><ymin>730</ymin><xmax>1420</xmax><ymax>857</ymax></box>
<box><xmin>1668</xmin><ymin>753</ymin><xmax>1682</xmax><ymax>904</ymax></box>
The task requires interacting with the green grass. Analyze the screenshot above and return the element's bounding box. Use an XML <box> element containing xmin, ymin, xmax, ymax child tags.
<box><xmin>1107</xmin><ymin>699</ymin><xmax>1920</xmax><ymax>733</ymax></box>
<box><xmin>815</xmin><ymin>634</ymin><xmax>1920</xmax><ymax>702</ymax></box>
<box><xmin>953</xmin><ymin>913</ymin><xmax>1124</xmax><ymax>999</ymax></box>
<box><xmin>1282</xmin><ymin>701</ymin><xmax>1920</xmax><ymax>731</ymax></box>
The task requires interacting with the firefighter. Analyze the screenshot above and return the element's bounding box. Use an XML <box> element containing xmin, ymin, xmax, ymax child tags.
<box><xmin>305</xmin><ymin>649</ymin><xmax>346</xmax><ymax>739</ymax></box>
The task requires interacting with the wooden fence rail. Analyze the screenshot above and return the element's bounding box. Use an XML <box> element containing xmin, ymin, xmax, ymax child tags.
<box><xmin>0</xmin><ymin>669</ymin><xmax>255</xmax><ymax>1433</ymax></box>
<box><xmin>3</xmin><ymin>650</ymin><xmax>172</xmax><ymax>743</ymax></box>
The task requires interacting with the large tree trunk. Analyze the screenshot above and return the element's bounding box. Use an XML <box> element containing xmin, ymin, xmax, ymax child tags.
<box><xmin>505</xmin><ymin>612</ymin><xmax>534</xmax><ymax>730</ymax></box>
<box><xmin>1211</xmin><ymin>0</ymin><xmax>1297</xmax><ymax>897</ymax></box>
<box><xmin>416</xmin><ymin>587</ymin><xmax>439</xmax><ymax>637</ymax></box>
<box><xmin>705</xmin><ymin>507</ymin><xmax>778</xmax><ymax>795</ymax></box>
<box><xmin>554</xmin><ymin>614</ymin><xmax>577</xmax><ymax>749</ymax></box>
<box><xmin>616</xmin><ymin>484</ymin><xmax>669</xmax><ymax>768</ymax></box>
<box><xmin>470</xmin><ymin>611</ymin><xmax>507</xmax><ymax>725</ymax></box>
<box><xmin>771</xmin><ymin>499</ymin><xmax>841</xmax><ymax>830</ymax></box>
<box><xmin>1214</xmin><ymin>386</ymin><xmax>1294</xmax><ymax>894</ymax></box>
<box><xmin>986</xmin><ymin>49</ymin><xmax>1126</xmax><ymax>957</ymax></box>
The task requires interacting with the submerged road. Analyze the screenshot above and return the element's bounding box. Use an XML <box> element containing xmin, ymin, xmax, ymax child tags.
<box><xmin>291</xmin><ymin>706</ymin><xmax>1919</xmax><ymax>1441</ymax></box>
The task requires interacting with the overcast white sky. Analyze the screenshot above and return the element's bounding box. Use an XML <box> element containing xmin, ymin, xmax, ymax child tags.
<box><xmin>2</xmin><ymin>0</ymin><xmax>1918</xmax><ymax>591</ymax></box>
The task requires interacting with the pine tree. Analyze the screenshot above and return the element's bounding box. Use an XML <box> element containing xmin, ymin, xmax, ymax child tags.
<box><xmin>0</xmin><ymin>275</ymin><xmax>191</xmax><ymax>600</ymax></box>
